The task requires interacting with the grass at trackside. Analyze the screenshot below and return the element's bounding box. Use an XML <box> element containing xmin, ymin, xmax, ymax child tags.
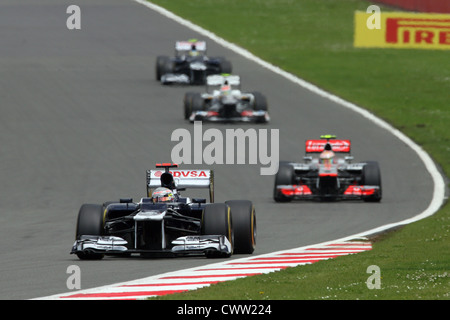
<box><xmin>148</xmin><ymin>0</ymin><xmax>450</xmax><ymax>299</ymax></box>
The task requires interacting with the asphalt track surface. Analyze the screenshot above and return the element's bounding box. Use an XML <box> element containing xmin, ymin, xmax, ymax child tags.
<box><xmin>0</xmin><ymin>0</ymin><xmax>435</xmax><ymax>300</ymax></box>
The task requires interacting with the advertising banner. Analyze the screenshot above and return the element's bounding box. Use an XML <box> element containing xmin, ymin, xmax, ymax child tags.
<box><xmin>354</xmin><ymin>11</ymin><xmax>450</xmax><ymax>49</ymax></box>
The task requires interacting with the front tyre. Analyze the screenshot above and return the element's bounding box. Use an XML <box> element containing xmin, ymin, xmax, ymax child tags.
<box><xmin>183</xmin><ymin>92</ymin><xmax>195</xmax><ymax>119</ymax></box>
<box><xmin>226</xmin><ymin>200</ymin><xmax>256</xmax><ymax>254</ymax></box>
<box><xmin>201</xmin><ymin>203</ymin><xmax>233</xmax><ymax>258</ymax></box>
<box><xmin>362</xmin><ymin>161</ymin><xmax>382</xmax><ymax>202</ymax></box>
<box><xmin>75</xmin><ymin>204</ymin><xmax>105</xmax><ymax>260</ymax></box>
<box><xmin>273</xmin><ymin>162</ymin><xmax>295</xmax><ymax>202</ymax></box>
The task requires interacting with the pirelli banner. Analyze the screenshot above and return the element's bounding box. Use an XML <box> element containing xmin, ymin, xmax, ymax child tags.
<box><xmin>354</xmin><ymin>11</ymin><xmax>450</xmax><ymax>49</ymax></box>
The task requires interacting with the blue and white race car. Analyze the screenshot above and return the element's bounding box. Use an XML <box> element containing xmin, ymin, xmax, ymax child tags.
<box><xmin>71</xmin><ymin>163</ymin><xmax>256</xmax><ymax>259</ymax></box>
<box><xmin>156</xmin><ymin>40</ymin><xmax>232</xmax><ymax>85</ymax></box>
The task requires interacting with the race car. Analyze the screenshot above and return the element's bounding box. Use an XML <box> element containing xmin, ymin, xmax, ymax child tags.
<box><xmin>184</xmin><ymin>74</ymin><xmax>270</xmax><ymax>123</ymax></box>
<box><xmin>156</xmin><ymin>40</ymin><xmax>232</xmax><ymax>85</ymax></box>
<box><xmin>273</xmin><ymin>135</ymin><xmax>382</xmax><ymax>202</ymax></box>
<box><xmin>71</xmin><ymin>163</ymin><xmax>256</xmax><ymax>260</ymax></box>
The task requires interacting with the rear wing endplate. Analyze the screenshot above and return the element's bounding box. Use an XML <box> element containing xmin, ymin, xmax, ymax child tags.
<box><xmin>175</xmin><ymin>40</ymin><xmax>207</xmax><ymax>52</ymax></box>
<box><xmin>206</xmin><ymin>74</ymin><xmax>240</xmax><ymax>87</ymax></box>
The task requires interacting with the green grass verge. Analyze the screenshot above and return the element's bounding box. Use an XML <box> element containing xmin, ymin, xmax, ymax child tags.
<box><xmin>148</xmin><ymin>0</ymin><xmax>450</xmax><ymax>299</ymax></box>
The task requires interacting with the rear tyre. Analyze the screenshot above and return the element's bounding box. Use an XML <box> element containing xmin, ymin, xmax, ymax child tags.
<box><xmin>273</xmin><ymin>162</ymin><xmax>295</xmax><ymax>202</ymax></box>
<box><xmin>191</xmin><ymin>93</ymin><xmax>205</xmax><ymax>112</ymax></box>
<box><xmin>251</xmin><ymin>91</ymin><xmax>268</xmax><ymax>111</ymax></box>
<box><xmin>187</xmin><ymin>93</ymin><xmax>205</xmax><ymax>122</ymax></box>
<box><xmin>201</xmin><ymin>203</ymin><xmax>233</xmax><ymax>258</ymax></box>
<box><xmin>362</xmin><ymin>161</ymin><xmax>382</xmax><ymax>202</ymax></box>
<box><xmin>75</xmin><ymin>204</ymin><xmax>105</xmax><ymax>260</ymax></box>
<box><xmin>226</xmin><ymin>200</ymin><xmax>256</xmax><ymax>254</ymax></box>
<box><xmin>219</xmin><ymin>59</ymin><xmax>232</xmax><ymax>74</ymax></box>
<box><xmin>156</xmin><ymin>55</ymin><xmax>170</xmax><ymax>81</ymax></box>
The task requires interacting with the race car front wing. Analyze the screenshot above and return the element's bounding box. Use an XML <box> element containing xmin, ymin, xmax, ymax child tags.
<box><xmin>189</xmin><ymin>110</ymin><xmax>270</xmax><ymax>123</ymax></box>
<box><xmin>275</xmin><ymin>184</ymin><xmax>381</xmax><ymax>200</ymax></box>
<box><xmin>71</xmin><ymin>234</ymin><xmax>232</xmax><ymax>257</ymax></box>
<box><xmin>161</xmin><ymin>73</ymin><xmax>190</xmax><ymax>84</ymax></box>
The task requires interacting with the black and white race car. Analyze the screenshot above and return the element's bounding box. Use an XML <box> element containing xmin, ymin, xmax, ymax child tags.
<box><xmin>184</xmin><ymin>74</ymin><xmax>270</xmax><ymax>123</ymax></box>
<box><xmin>274</xmin><ymin>135</ymin><xmax>382</xmax><ymax>202</ymax></box>
<box><xmin>156</xmin><ymin>40</ymin><xmax>232</xmax><ymax>85</ymax></box>
<box><xmin>71</xmin><ymin>163</ymin><xmax>256</xmax><ymax>259</ymax></box>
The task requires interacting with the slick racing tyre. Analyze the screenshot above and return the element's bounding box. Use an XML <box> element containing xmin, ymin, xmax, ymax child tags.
<box><xmin>75</xmin><ymin>204</ymin><xmax>105</xmax><ymax>260</ymax></box>
<box><xmin>183</xmin><ymin>92</ymin><xmax>196</xmax><ymax>119</ymax></box>
<box><xmin>201</xmin><ymin>203</ymin><xmax>233</xmax><ymax>258</ymax></box>
<box><xmin>273</xmin><ymin>162</ymin><xmax>295</xmax><ymax>202</ymax></box>
<box><xmin>251</xmin><ymin>91</ymin><xmax>268</xmax><ymax>111</ymax></box>
<box><xmin>362</xmin><ymin>161</ymin><xmax>382</xmax><ymax>202</ymax></box>
<box><xmin>218</xmin><ymin>59</ymin><xmax>232</xmax><ymax>74</ymax></box>
<box><xmin>156</xmin><ymin>55</ymin><xmax>170</xmax><ymax>81</ymax></box>
<box><xmin>191</xmin><ymin>93</ymin><xmax>205</xmax><ymax>112</ymax></box>
<box><xmin>156</xmin><ymin>55</ymin><xmax>174</xmax><ymax>82</ymax></box>
<box><xmin>184</xmin><ymin>92</ymin><xmax>205</xmax><ymax>120</ymax></box>
<box><xmin>226</xmin><ymin>200</ymin><xmax>256</xmax><ymax>254</ymax></box>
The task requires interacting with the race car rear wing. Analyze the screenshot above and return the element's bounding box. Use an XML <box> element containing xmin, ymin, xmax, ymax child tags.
<box><xmin>206</xmin><ymin>74</ymin><xmax>241</xmax><ymax>93</ymax></box>
<box><xmin>206</xmin><ymin>74</ymin><xmax>240</xmax><ymax>87</ymax></box>
<box><xmin>175</xmin><ymin>40</ymin><xmax>207</xmax><ymax>53</ymax></box>
<box><xmin>305</xmin><ymin>137</ymin><xmax>351</xmax><ymax>153</ymax></box>
<box><xmin>146</xmin><ymin>163</ymin><xmax>214</xmax><ymax>202</ymax></box>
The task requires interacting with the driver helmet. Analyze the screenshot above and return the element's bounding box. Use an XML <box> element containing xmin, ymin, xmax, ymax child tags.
<box><xmin>220</xmin><ymin>81</ymin><xmax>231</xmax><ymax>96</ymax></box>
<box><xmin>152</xmin><ymin>187</ymin><xmax>175</xmax><ymax>203</ymax></box>
<box><xmin>189</xmin><ymin>44</ymin><xmax>199</xmax><ymax>57</ymax></box>
<box><xmin>319</xmin><ymin>150</ymin><xmax>335</xmax><ymax>165</ymax></box>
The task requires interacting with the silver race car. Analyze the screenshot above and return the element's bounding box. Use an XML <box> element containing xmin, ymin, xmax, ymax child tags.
<box><xmin>71</xmin><ymin>163</ymin><xmax>256</xmax><ymax>259</ymax></box>
<box><xmin>184</xmin><ymin>74</ymin><xmax>270</xmax><ymax>123</ymax></box>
